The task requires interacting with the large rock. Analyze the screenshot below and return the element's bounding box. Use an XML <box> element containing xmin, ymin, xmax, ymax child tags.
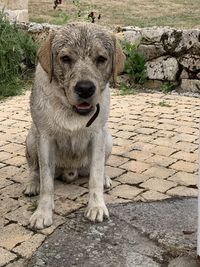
<box><xmin>6</xmin><ymin>9</ymin><xmax>28</xmax><ymax>22</ymax></box>
<box><xmin>0</xmin><ymin>0</ymin><xmax>29</xmax><ymax>22</ymax></box>
<box><xmin>123</xmin><ymin>27</ymin><xmax>200</xmax><ymax>57</ymax></box>
<box><xmin>141</xmin><ymin>27</ymin><xmax>173</xmax><ymax>44</ymax></box>
<box><xmin>182</xmin><ymin>29</ymin><xmax>200</xmax><ymax>54</ymax></box>
<box><xmin>139</xmin><ymin>44</ymin><xmax>165</xmax><ymax>60</ymax></box>
<box><xmin>27</xmin><ymin>198</ymin><xmax>198</xmax><ymax>267</ymax></box>
<box><xmin>161</xmin><ymin>29</ymin><xmax>200</xmax><ymax>55</ymax></box>
<box><xmin>168</xmin><ymin>256</ymin><xmax>199</xmax><ymax>267</ymax></box>
<box><xmin>146</xmin><ymin>56</ymin><xmax>179</xmax><ymax>81</ymax></box>
<box><xmin>124</xmin><ymin>29</ymin><xmax>142</xmax><ymax>45</ymax></box>
<box><xmin>181</xmin><ymin>79</ymin><xmax>200</xmax><ymax>93</ymax></box>
<box><xmin>180</xmin><ymin>69</ymin><xmax>189</xmax><ymax>79</ymax></box>
<box><xmin>179</xmin><ymin>54</ymin><xmax>200</xmax><ymax>72</ymax></box>
<box><xmin>188</xmin><ymin>40</ymin><xmax>200</xmax><ymax>56</ymax></box>
<box><xmin>144</xmin><ymin>80</ymin><xmax>163</xmax><ymax>89</ymax></box>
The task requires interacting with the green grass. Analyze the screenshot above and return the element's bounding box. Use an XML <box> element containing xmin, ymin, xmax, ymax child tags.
<box><xmin>128</xmin><ymin>13</ymin><xmax>200</xmax><ymax>28</ymax></box>
<box><xmin>30</xmin><ymin>0</ymin><xmax>199</xmax><ymax>28</ymax></box>
<box><xmin>49</xmin><ymin>10</ymin><xmax>71</xmax><ymax>25</ymax></box>
<box><xmin>30</xmin><ymin>17</ymin><xmax>47</xmax><ymax>24</ymax></box>
<box><xmin>0</xmin><ymin>12</ymin><xmax>38</xmax><ymax>99</ymax></box>
<box><xmin>29</xmin><ymin>0</ymin><xmax>96</xmax><ymax>25</ymax></box>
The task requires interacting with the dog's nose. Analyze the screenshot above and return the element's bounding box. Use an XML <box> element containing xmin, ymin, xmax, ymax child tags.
<box><xmin>74</xmin><ymin>80</ymin><xmax>96</xmax><ymax>99</ymax></box>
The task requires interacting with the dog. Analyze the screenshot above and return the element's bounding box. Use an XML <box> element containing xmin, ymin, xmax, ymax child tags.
<box><xmin>24</xmin><ymin>22</ymin><xmax>125</xmax><ymax>229</ymax></box>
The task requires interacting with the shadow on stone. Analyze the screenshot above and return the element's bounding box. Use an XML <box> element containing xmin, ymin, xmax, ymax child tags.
<box><xmin>26</xmin><ymin>198</ymin><xmax>199</xmax><ymax>267</ymax></box>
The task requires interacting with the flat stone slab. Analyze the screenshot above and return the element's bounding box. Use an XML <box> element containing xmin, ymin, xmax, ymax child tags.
<box><xmin>168</xmin><ymin>256</ymin><xmax>199</xmax><ymax>267</ymax></box>
<box><xmin>26</xmin><ymin>198</ymin><xmax>198</xmax><ymax>267</ymax></box>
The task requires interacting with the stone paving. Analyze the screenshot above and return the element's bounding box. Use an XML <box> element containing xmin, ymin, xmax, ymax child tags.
<box><xmin>27</xmin><ymin>198</ymin><xmax>198</xmax><ymax>267</ymax></box>
<box><xmin>0</xmin><ymin>90</ymin><xmax>199</xmax><ymax>266</ymax></box>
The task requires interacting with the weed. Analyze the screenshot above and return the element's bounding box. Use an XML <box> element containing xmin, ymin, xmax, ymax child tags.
<box><xmin>73</xmin><ymin>0</ymin><xmax>82</xmax><ymax>18</ymax></box>
<box><xmin>30</xmin><ymin>0</ymin><xmax>100</xmax><ymax>25</ymax></box>
<box><xmin>0</xmin><ymin>12</ymin><xmax>38</xmax><ymax>98</ymax></box>
<box><xmin>158</xmin><ymin>101</ymin><xmax>172</xmax><ymax>107</ymax></box>
<box><xmin>51</xmin><ymin>10</ymin><xmax>70</xmax><ymax>24</ymax></box>
<box><xmin>73</xmin><ymin>0</ymin><xmax>96</xmax><ymax>22</ymax></box>
<box><xmin>119</xmin><ymin>82</ymin><xmax>137</xmax><ymax>95</ymax></box>
<box><xmin>47</xmin><ymin>0</ymin><xmax>96</xmax><ymax>25</ymax></box>
<box><xmin>161</xmin><ymin>82</ymin><xmax>176</xmax><ymax>93</ymax></box>
<box><xmin>123</xmin><ymin>41</ymin><xmax>147</xmax><ymax>84</ymax></box>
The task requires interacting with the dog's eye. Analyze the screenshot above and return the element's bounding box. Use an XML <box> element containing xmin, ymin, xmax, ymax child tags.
<box><xmin>61</xmin><ymin>55</ymin><xmax>72</xmax><ymax>64</ymax></box>
<box><xmin>96</xmin><ymin>56</ymin><xmax>107</xmax><ymax>64</ymax></box>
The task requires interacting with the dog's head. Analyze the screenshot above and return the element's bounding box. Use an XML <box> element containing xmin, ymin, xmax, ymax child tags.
<box><xmin>38</xmin><ymin>23</ymin><xmax>125</xmax><ymax>117</ymax></box>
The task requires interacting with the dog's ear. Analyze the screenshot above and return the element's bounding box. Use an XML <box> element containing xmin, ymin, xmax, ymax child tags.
<box><xmin>112</xmin><ymin>36</ymin><xmax>126</xmax><ymax>86</ymax></box>
<box><xmin>37</xmin><ymin>30</ymin><xmax>55</xmax><ymax>82</ymax></box>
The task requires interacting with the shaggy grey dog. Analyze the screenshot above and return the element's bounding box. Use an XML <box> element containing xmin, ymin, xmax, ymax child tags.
<box><xmin>24</xmin><ymin>22</ymin><xmax>125</xmax><ymax>229</ymax></box>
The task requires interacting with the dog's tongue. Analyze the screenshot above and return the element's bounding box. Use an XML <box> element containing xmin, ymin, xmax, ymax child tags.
<box><xmin>76</xmin><ymin>102</ymin><xmax>92</xmax><ymax>111</ymax></box>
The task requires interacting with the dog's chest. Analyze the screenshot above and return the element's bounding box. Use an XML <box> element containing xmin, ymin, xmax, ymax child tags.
<box><xmin>55</xmin><ymin>132</ymin><xmax>92</xmax><ymax>168</ymax></box>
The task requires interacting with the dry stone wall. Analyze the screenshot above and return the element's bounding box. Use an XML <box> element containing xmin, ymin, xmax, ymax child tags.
<box><xmin>120</xmin><ymin>26</ymin><xmax>200</xmax><ymax>92</ymax></box>
<box><xmin>17</xmin><ymin>22</ymin><xmax>200</xmax><ymax>92</ymax></box>
<box><xmin>0</xmin><ymin>0</ymin><xmax>28</xmax><ymax>22</ymax></box>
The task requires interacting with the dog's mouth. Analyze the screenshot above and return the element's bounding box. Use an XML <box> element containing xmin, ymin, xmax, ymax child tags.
<box><xmin>74</xmin><ymin>102</ymin><xmax>93</xmax><ymax>115</ymax></box>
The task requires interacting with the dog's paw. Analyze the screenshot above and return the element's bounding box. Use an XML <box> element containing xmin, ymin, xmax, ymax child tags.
<box><xmin>29</xmin><ymin>208</ymin><xmax>53</xmax><ymax>229</ymax></box>
<box><xmin>62</xmin><ymin>169</ymin><xmax>78</xmax><ymax>183</ymax></box>
<box><xmin>24</xmin><ymin>181</ymin><xmax>40</xmax><ymax>196</ymax></box>
<box><xmin>104</xmin><ymin>175</ymin><xmax>112</xmax><ymax>189</ymax></box>
<box><xmin>85</xmin><ymin>204</ymin><xmax>109</xmax><ymax>222</ymax></box>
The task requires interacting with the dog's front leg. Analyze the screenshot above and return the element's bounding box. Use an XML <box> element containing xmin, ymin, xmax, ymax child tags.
<box><xmin>85</xmin><ymin>130</ymin><xmax>109</xmax><ymax>222</ymax></box>
<box><xmin>30</xmin><ymin>134</ymin><xmax>55</xmax><ymax>229</ymax></box>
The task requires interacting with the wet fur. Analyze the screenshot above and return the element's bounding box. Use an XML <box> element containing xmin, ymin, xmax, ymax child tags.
<box><xmin>24</xmin><ymin>22</ymin><xmax>125</xmax><ymax>229</ymax></box>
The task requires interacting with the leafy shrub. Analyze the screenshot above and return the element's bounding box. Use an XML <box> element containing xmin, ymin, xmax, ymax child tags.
<box><xmin>161</xmin><ymin>82</ymin><xmax>176</xmax><ymax>93</ymax></box>
<box><xmin>0</xmin><ymin>12</ymin><xmax>38</xmax><ymax>98</ymax></box>
<box><xmin>123</xmin><ymin>41</ymin><xmax>147</xmax><ymax>84</ymax></box>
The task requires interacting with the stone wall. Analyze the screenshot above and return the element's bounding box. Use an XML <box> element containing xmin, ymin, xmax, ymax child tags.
<box><xmin>17</xmin><ymin>22</ymin><xmax>60</xmax><ymax>42</ymax></box>
<box><xmin>17</xmin><ymin>22</ymin><xmax>200</xmax><ymax>92</ymax></box>
<box><xmin>119</xmin><ymin>26</ymin><xmax>200</xmax><ymax>92</ymax></box>
<box><xmin>0</xmin><ymin>0</ymin><xmax>28</xmax><ymax>22</ymax></box>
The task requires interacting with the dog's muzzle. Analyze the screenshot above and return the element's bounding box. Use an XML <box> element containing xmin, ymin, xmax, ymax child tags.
<box><xmin>74</xmin><ymin>102</ymin><xmax>94</xmax><ymax>115</ymax></box>
<box><xmin>73</xmin><ymin>80</ymin><xmax>100</xmax><ymax>126</ymax></box>
<box><xmin>73</xmin><ymin>103</ymin><xmax>100</xmax><ymax>127</ymax></box>
<box><xmin>74</xmin><ymin>80</ymin><xmax>96</xmax><ymax>99</ymax></box>
<box><xmin>73</xmin><ymin>80</ymin><xmax>96</xmax><ymax>116</ymax></box>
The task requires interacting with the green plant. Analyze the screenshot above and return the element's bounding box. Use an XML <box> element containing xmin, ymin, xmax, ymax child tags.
<box><xmin>123</xmin><ymin>41</ymin><xmax>147</xmax><ymax>84</ymax></box>
<box><xmin>73</xmin><ymin>0</ymin><xmax>95</xmax><ymax>22</ymax></box>
<box><xmin>158</xmin><ymin>101</ymin><xmax>172</xmax><ymax>107</ymax></box>
<box><xmin>51</xmin><ymin>10</ymin><xmax>70</xmax><ymax>25</ymax></box>
<box><xmin>73</xmin><ymin>0</ymin><xmax>82</xmax><ymax>18</ymax></box>
<box><xmin>50</xmin><ymin>1</ymin><xmax>94</xmax><ymax>24</ymax></box>
<box><xmin>161</xmin><ymin>82</ymin><xmax>176</xmax><ymax>93</ymax></box>
<box><xmin>58</xmin><ymin>10</ymin><xmax>70</xmax><ymax>23</ymax></box>
<box><xmin>0</xmin><ymin>12</ymin><xmax>38</xmax><ymax>98</ymax></box>
<box><xmin>119</xmin><ymin>82</ymin><xmax>137</xmax><ymax>95</ymax></box>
